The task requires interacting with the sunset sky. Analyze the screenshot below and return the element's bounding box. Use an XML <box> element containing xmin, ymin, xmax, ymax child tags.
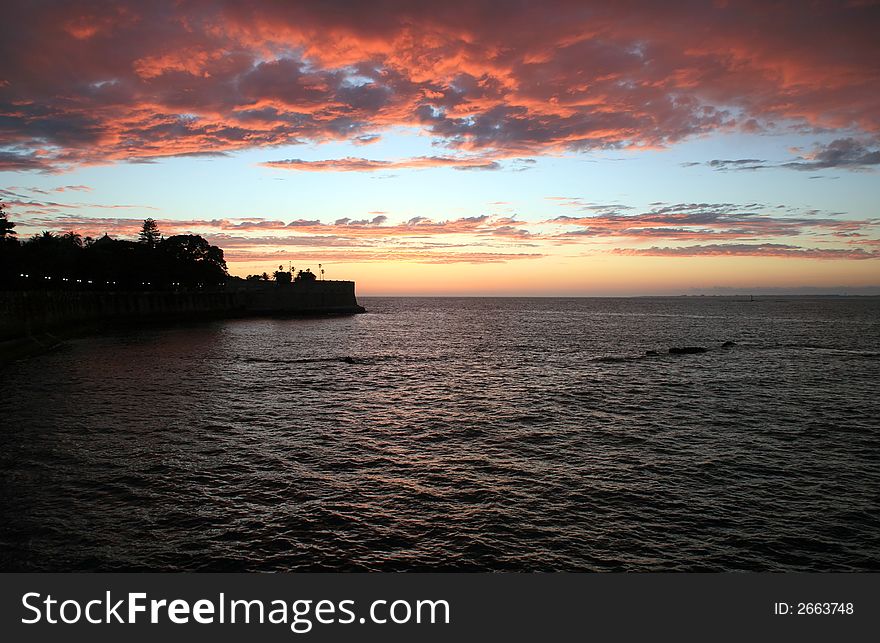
<box><xmin>1</xmin><ymin>0</ymin><xmax>878</xmax><ymax>295</ymax></box>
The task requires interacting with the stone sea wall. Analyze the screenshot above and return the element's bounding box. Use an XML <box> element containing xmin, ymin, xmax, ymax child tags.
<box><xmin>0</xmin><ymin>281</ymin><xmax>364</xmax><ymax>341</ymax></box>
<box><xmin>239</xmin><ymin>280</ymin><xmax>365</xmax><ymax>315</ymax></box>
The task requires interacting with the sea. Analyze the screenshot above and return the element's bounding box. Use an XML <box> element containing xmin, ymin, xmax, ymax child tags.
<box><xmin>1</xmin><ymin>296</ymin><xmax>878</xmax><ymax>571</ymax></box>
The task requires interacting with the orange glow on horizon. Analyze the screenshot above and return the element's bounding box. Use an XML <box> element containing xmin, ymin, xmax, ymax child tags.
<box><xmin>228</xmin><ymin>254</ymin><xmax>880</xmax><ymax>296</ymax></box>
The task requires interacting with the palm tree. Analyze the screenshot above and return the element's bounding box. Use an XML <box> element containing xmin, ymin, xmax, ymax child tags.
<box><xmin>61</xmin><ymin>231</ymin><xmax>83</xmax><ymax>247</ymax></box>
<box><xmin>33</xmin><ymin>231</ymin><xmax>56</xmax><ymax>242</ymax></box>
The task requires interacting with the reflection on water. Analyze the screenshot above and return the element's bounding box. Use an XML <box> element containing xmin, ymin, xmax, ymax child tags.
<box><xmin>1</xmin><ymin>296</ymin><xmax>879</xmax><ymax>571</ymax></box>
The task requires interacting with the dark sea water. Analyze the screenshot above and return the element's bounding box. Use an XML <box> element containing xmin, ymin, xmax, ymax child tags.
<box><xmin>1</xmin><ymin>296</ymin><xmax>879</xmax><ymax>572</ymax></box>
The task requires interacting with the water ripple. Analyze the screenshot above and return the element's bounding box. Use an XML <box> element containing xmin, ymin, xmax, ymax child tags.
<box><xmin>1</xmin><ymin>296</ymin><xmax>878</xmax><ymax>571</ymax></box>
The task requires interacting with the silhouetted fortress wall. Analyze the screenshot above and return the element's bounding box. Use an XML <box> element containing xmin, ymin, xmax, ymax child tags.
<box><xmin>235</xmin><ymin>280</ymin><xmax>364</xmax><ymax>315</ymax></box>
<box><xmin>0</xmin><ymin>281</ymin><xmax>364</xmax><ymax>341</ymax></box>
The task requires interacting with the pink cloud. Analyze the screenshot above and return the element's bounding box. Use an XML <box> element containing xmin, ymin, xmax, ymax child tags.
<box><xmin>7</xmin><ymin>211</ymin><xmax>535</xmax><ymax>241</ymax></box>
<box><xmin>226</xmin><ymin>248</ymin><xmax>544</xmax><ymax>264</ymax></box>
<box><xmin>5</xmin><ymin>197</ymin><xmax>877</xmax><ymax>263</ymax></box>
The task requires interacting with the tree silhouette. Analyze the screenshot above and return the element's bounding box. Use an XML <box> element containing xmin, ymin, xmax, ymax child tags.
<box><xmin>161</xmin><ymin>234</ymin><xmax>227</xmax><ymax>287</ymax></box>
<box><xmin>33</xmin><ymin>231</ymin><xmax>57</xmax><ymax>244</ymax></box>
<box><xmin>0</xmin><ymin>201</ymin><xmax>16</xmax><ymax>239</ymax></box>
<box><xmin>1</xmin><ymin>226</ymin><xmax>227</xmax><ymax>291</ymax></box>
<box><xmin>138</xmin><ymin>218</ymin><xmax>161</xmax><ymax>247</ymax></box>
<box><xmin>273</xmin><ymin>265</ymin><xmax>292</xmax><ymax>284</ymax></box>
<box><xmin>0</xmin><ymin>202</ymin><xmax>20</xmax><ymax>288</ymax></box>
<box><xmin>61</xmin><ymin>231</ymin><xmax>83</xmax><ymax>248</ymax></box>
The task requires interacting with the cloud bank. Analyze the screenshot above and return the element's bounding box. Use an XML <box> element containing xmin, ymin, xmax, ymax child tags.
<box><xmin>1</xmin><ymin>1</ymin><xmax>878</xmax><ymax>171</ymax></box>
<box><xmin>6</xmin><ymin>186</ymin><xmax>878</xmax><ymax>266</ymax></box>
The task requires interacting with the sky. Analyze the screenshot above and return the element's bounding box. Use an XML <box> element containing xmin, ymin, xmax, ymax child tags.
<box><xmin>1</xmin><ymin>0</ymin><xmax>879</xmax><ymax>295</ymax></box>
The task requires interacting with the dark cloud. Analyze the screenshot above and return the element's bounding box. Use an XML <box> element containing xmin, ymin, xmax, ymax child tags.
<box><xmin>706</xmin><ymin>159</ymin><xmax>771</xmax><ymax>171</ymax></box>
<box><xmin>0</xmin><ymin>151</ymin><xmax>55</xmax><ymax>172</ymax></box>
<box><xmin>261</xmin><ymin>155</ymin><xmax>502</xmax><ymax>171</ymax></box>
<box><xmin>353</xmin><ymin>134</ymin><xmax>381</xmax><ymax>145</ymax></box>
<box><xmin>782</xmin><ymin>138</ymin><xmax>880</xmax><ymax>171</ymax></box>
<box><xmin>452</xmin><ymin>161</ymin><xmax>500</xmax><ymax>171</ymax></box>
<box><xmin>546</xmin><ymin>197</ymin><xmax>635</xmax><ymax>214</ymax></box>
<box><xmin>614</xmin><ymin>243</ymin><xmax>879</xmax><ymax>260</ymax></box>
<box><xmin>686</xmin><ymin>138</ymin><xmax>880</xmax><ymax>173</ymax></box>
<box><xmin>549</xmin><ymin>201</ymin><xmax>876</xmax><ymax>241</ymax></box>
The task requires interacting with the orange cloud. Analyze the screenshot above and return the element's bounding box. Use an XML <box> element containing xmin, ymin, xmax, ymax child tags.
<box><xmin>224</xmin><ymin>248</ymin><xmax>544</xmax><ymax>264</ymax></box>
<box><xmin>10</xmin><ymin>211</ymin><xmax>534</xmax><ymax>241</ymax></box>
